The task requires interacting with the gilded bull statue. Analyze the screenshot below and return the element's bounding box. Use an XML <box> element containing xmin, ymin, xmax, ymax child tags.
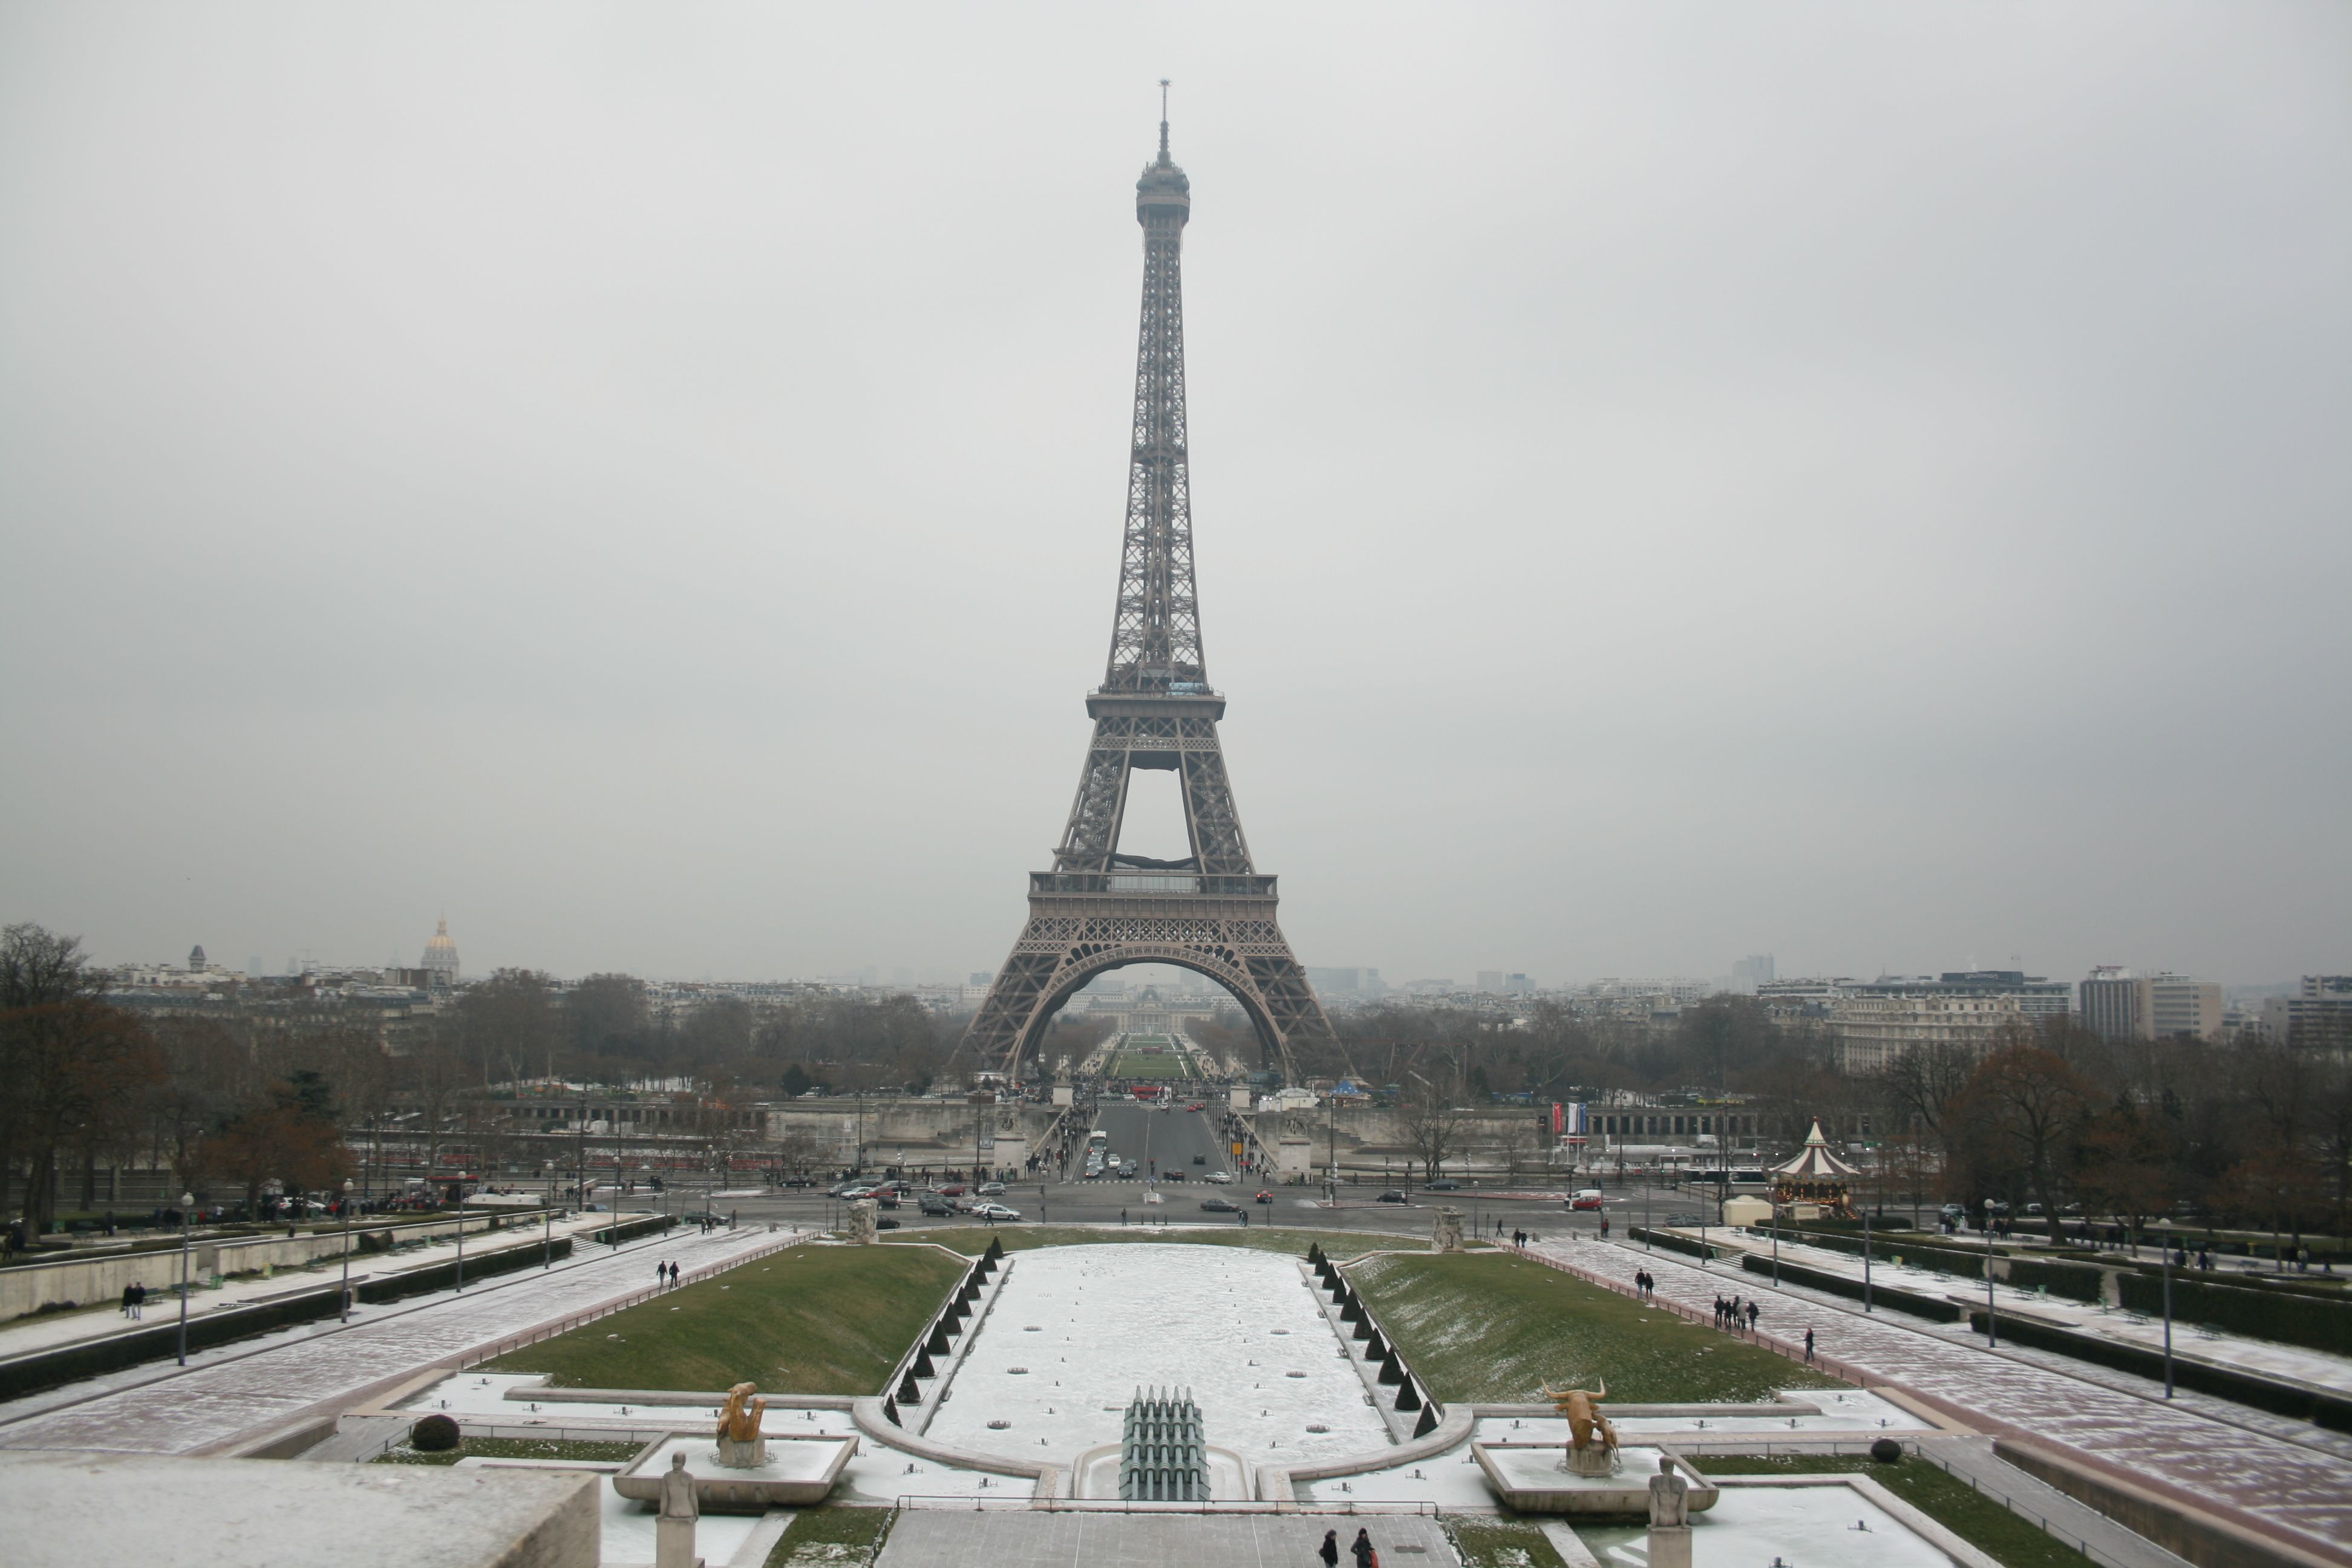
<box><xmin>1540</xmin><ymin>1379</ymin><xmax>1619</xmax><ymax>1474</ymax></box>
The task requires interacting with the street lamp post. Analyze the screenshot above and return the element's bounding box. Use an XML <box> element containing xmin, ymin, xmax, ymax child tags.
<box><xmin>1984</xmin><ymin>1198</ymin><xmax>1998</xmax><ymax>1348</ymax></box>
<box><xmin>175</xmin><ymin>1192</ymin><xmax>195</xmax><ymax>1367</ymax></box>
<box><xmin>2162</xmin><ymin>1239</ymin><xmax>2176</xmax><ymax>1398</ymax></box>
<box><xmin>1771</xmin><ymin>1201</ymin><xmax>1781</xmax><ymax>1287</ymax></box>
<box><xmin>544</xmin><ymin>1166</ymin><xmax>555</xmax><ymax>1269</ymax></box>
<box><xmin>1863</xmin><ymin>1203</ymin><xmax>1873</xmax><ymax>1313</ymax></box>
<box><xmin>339</xmin><ymin>1178</ymin><xmax>356</xmax><ymax>1322</ymax></box>
<box><xmin>454</xmin><ymin>1180</ymin><xmax>466</xmax><ymax>1293</ymax></box>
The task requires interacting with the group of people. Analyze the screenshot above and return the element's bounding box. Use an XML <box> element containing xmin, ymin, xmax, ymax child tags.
<box><xmin>1714</xmin><ymin>1293</ymin><xmax>1760</xmax><ymax>1333</ymax></box>
<box><xmin>1317</xmin><ymin>1526</ymin><xmax>1382</xmax><ymax>1567</ymax></box>
<box><xmin>655</xmin><ymin>1259</ymin><xmax>682</xmax><ymax>1289</ymax></box>
<box><xmin>1506</xmin><ymin>1227</ymin><xmax>1544</xmax><ymax>1247</ymax></box>
<box><xmin>1633</xmin><ymin>1268</ymin><xmax>1656</xmax><ymax>1301</ymax></box>
<box><xmin>117</xmin><ymin>1282</ymin><xmax>152</xmax><ymax>1318</ymax></box>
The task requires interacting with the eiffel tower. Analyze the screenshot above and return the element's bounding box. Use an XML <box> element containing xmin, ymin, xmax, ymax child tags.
<box><xmin>961</xmin><ymin>102</ymin><xmax>1334</xmax><ymax>1086</ymax></box>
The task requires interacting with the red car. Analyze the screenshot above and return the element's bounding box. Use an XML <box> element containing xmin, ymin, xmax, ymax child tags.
<box><xmin>1184</xmin><ymin>1103</ymin><xmax>1204</xmax><ymax>1112</ymax></box>
<box><xmin>932</xmin><ymin>1184</ymin><xmax>966</xmax><ymax>1197</ymax></box>
<box><xmin>1569</xmin><ymin>1189</ymin><xmax>1605</xmax><ymax>1210</ymax></box>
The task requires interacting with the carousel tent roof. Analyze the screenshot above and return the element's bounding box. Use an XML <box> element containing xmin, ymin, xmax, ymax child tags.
<box><xmin>1772</xmin><ymin>1119</ymin><xmax>1861</xmax><ymax>1181</ymax></box>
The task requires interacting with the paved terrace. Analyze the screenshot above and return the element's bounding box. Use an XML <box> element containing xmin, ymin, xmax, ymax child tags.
<box><xmin>1523</xmin><ymin>1236</ymin><xmax>2352</xmax><ymax>1567</ymax></box>
<box><xmin>0</xmin><ymin>1223</ymin><xmax>797</xmax><ymax>1457</ymax></box>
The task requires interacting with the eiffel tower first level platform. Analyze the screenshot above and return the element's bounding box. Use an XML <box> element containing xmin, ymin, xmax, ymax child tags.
<box><xmin>960</xmin><ymin>102</ymin><xmax>1334</xmax><ymax>1086</ymax></box>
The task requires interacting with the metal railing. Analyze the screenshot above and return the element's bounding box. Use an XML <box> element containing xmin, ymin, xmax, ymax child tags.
<box><xmin>1030</xmin><ymin>872</ymin><xmax>1277</xmax><ymax>898</ymax></box>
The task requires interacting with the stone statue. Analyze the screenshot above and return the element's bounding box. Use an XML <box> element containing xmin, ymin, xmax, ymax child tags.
<box><xmin>1540</xmin><ymin>1380</ymin><xmax>1619</xmax><ymax>1477</ymax></box>
<box><xmin>655</xmin><ymin>1452</ymin><xmax>699</xmax><ymax>1568</ymax></box>
<box><xmin>1647</xmin><ymin>1454</ymin><xmax>1693</xmax><ymax>1568</ymax></box>
<box><xmin>658</xmin><ymin>1451</ymin><xmax>699</xmax><ymax>1520</ymax></box>
<box><xmin>1432</xmin><ymin>1207</ymin><xmax>1465</xmax><ymax>1253</ymax></box>
<box><xmin>846</xmin><ymin>1198</ymin><xmax>879</xmax><ymax>1246</ymax></box>
<box><xmin>1648</xmin><ymin>1455</ymin><xmax>1689</xmax><ymax>1527</ymax></box>
<box><xmin>714</xmin><ymin>1382</ymin><xmax>768</xmax><ymax>1468</ymax></box>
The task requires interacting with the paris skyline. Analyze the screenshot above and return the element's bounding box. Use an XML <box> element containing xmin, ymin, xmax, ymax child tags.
<box><xmin>2</xmin><ymin>6</ymin><xmax>2347</xmax><ymax>991</ymax></box>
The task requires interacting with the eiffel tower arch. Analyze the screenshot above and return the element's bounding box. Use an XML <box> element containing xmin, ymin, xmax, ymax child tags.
<box><xmin>961</xmin><ymin>103</ymin><xmax>1334</xmax><ymax>1086</ymax></box>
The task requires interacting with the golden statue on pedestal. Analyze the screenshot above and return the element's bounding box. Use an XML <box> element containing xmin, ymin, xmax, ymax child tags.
<box><xmin>1540</xmin><ymin>1379</ymin><xmax>1620</xmax><ymax>1476</ymax></box>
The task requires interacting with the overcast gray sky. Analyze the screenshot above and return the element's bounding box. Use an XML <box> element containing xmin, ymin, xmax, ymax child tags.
<box><xmin>2</xmin><ymin>3</ymin><xmax>2347</xmax><ymax>989</ymax></box>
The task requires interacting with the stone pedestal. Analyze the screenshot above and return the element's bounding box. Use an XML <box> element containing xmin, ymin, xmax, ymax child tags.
<box><xmin>714</xmin><ymin>1434</ymin><xmax>766</xmax><ymax>1468</ymax></box>
<box><xmin>655</xmin><ymin>1512</ymin><xmax>700</xmax><ymax>1568</ymax></box>
<box><xmin>1647</xmin><ymin>1524</ymin><xmax>1691</xmax><ymax>1568</ymax></box>
<box><xmin>1432</xmin><ymin>1207</ymin><xmax>1465</xmax><ymax>1253</ymax></box>
<box><xmin>1053</xmin><ymin>1082</ymin><xmax>1074</xmax><ymax>1108</ymax></box>
<box><xmin>846</xmin><ymin>1199</ymin><xmax>878</xmax><ymax>1245</ymax></box>
<box><xmin>1227</xmin><ymin>1084</ymin><xmax>1250</xmax><ymax>1112</ymax></box>
<box><xmin>1567</xmin><ymin>1444</ymin><xmax>1618</xmax><ymax>1478</ymax></box>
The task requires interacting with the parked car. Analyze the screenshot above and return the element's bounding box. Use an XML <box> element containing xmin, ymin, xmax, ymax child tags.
<box><xmin>1376</xmin><ymin>1191</ymin><xmax>1408</xmax><ymax>1205</ymax></box>
<box><xmin>919</xmin><ymin>1195</ymin><xmax>954</xmax><ymax>1217</ymax></box>
<box><xmin>1253</xmin><ymin>1191</ymin><xmax>1274</xmax><ymax>1205</ymax></box>
<box><xmin>973</xmin><ymin>1203</ymin><xmax>1022</xmax><ymax>1221</ymax></box>
<box><xmin>2023</xmin><ymin>1203</ymin><xmax>2045</xmax><ymax>1218</ymax></box>
<box><xmin>1569</xmin><ymin>1190</ymin><xmax>1604</xmax><ymax>1210</ymax></box>
<box><xmin>1204</xmin><ymin>1171</ymin><xmax>1233</xmax><ymax>1184</ymax></box>
<box><xmin>1199</xmin><ymin>1198</ymin><xmax>1240</xmax><ymax>1213</ymax></box>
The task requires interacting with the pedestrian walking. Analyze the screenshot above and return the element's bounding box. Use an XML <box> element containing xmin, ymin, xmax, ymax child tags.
<box><xmin>1746</xmin><ymin>1301</ymin><xmax>1760</xmax><ymax>1333</ymax></box>
<box><xmin>1351</xmin><ymin>1526</ymin><xmax>1377</xmax><ymax>1567</ymax></box>
<box><xmin>122</xmin><ymin>1284</ymin><xmax>136</xmax><ymax>1319</ymax></box>
<box><xmin>669</xmin><ymin>1261</ymin><xmax>681</xmax><ymax>1287</ymax></box>
<box><xmin>1319</xmin><ymin>1527</ymin><xmax>1341</xmax><ymax>1567</ymax></box>
<box><xmin>1804</xmin><ymin>1327</ymin><xmax>1815</xmax><ymax>1364</ymax></box>
<box><xmin>658</xmin><ymin>1261</ymin><xmax>668</xmax><ymax>1289</ymax></box>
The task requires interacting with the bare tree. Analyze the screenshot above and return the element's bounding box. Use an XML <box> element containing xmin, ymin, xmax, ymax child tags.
<box><xmin>1397</xmin><ymin>1070</ymin><xmax>1468</xmax><ymax>1181</ymax></box>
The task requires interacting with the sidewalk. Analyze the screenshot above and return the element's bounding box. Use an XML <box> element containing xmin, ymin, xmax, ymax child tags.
<box><xmin>1521</xmin><ymin>1235</ymin><xmax>2352</xmax><ymax>1567</ymax></box>
<box><xmin>0</xmin><ymin>1223</ymin><xmax>795</xmax><ymax>1458</ymax></box>
<box><xmin>0</xmin><ymin>1212</ymin><xmax>618</xmax><ymax>1361</ymax></box>
<box><xmin>1684</xmin><ymin>1226</ymin><xmax>2352</xmax><ymax>1397</ymax></box>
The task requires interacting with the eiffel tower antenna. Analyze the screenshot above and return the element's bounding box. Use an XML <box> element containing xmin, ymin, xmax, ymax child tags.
<box><xmin>959</xmin><ymin>105</ymin><xmax>1334</xmax><ymax>1087</ymax></box>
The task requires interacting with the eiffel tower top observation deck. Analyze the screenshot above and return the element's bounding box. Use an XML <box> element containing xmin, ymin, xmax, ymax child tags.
<box><xmin>959</xmin><ymin>98</ymin><xmax>1334</xmax><ymax>1085</ymax></box>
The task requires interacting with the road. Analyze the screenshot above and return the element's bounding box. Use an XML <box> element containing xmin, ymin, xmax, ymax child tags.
<box><xmin>717</xmin><ymin>1106</ymin><xmax>1748</xmax><ymax>1239</ymax></box>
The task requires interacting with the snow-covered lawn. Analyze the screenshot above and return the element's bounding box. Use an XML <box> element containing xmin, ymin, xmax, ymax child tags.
<box><xmin>922</xmin><ymin>1243</ymin><xmax>1390</xmax><ymax>1469</ymax></box>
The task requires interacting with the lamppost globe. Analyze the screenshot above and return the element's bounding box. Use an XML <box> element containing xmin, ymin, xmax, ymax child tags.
<box><xmin>181</xmin><ymin>1191</ymin><xmax>194</xmax><ymax>1209</ymax></box>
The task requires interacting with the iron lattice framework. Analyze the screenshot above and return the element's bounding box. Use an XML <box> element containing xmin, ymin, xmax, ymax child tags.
<box><xmin>961</xmin><ymin>109</ymin><xmax>1334</xmax><ymax>1085</ymax></box>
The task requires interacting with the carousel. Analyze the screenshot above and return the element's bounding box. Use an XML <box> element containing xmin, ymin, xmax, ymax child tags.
<box><xmin>1771</xmin><ymin>1119</ymin><xmax>1861</xmax><ymax>1219</ymax></box>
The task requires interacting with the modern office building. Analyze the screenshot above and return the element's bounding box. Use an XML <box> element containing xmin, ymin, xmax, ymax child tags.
<box><xmin>2262</xmin><ymin>976</ymin><xmax>2352</xmax><ymax>1052</ymax></box>
<box><xmin>2081</xmin><ymin>967</ymin><xmax>2223</xmax><ymax>1043</ymax></box>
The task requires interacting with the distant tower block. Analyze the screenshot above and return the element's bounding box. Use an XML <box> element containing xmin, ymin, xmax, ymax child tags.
<box><xmin>421</xmin><ymin>916</ymin><xmax>461</xmax><ymax>989</ymax></box>
<box><xmin>187</xmin><ymin>944</ymin><xmax>207</xmax><ymax>970</ymax></box>
<box><xmin>959</xmin><ymin>99</ymin><xmax>1334</xmax><ymax>1086</ymax></box>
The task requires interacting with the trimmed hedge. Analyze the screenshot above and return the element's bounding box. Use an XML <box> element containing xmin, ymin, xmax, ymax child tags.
<box><xmin>0</xmin><ymin>1236</ymin><xmax>573</xmax><ymax>1402</ymax></box>
<box><xmin>589</xmin><ymin>1214</ymin><xmax>674</xmax><ymax>1247</ymax></box>
<box><xmin>356</xmin><ymin>1236</ymin><xmax>572</xmax><ymax>1303</ymax></box>
<box><xmin>2114</xmin><ymin>1270</ymin><xmax>2352</xmax><ymax>1357</ymax></box>
<box><xmin>1630</xmin><ymin>1226</ymin><xmax>1719</xmax><ymax>1262</ymax></box>
<box><xmin>1737</xmin><ymin>1253</ymin><xmax>1964</xmax><ymax>1322</ymax></box>
<box><xmin>1787</xmin><ymin>1227</ymin><xmax>2105</xmax><ymax>1302</ymax></box>
<box><xmin>1968</xmin><ymin>1309</ymin><xmax>2352</xmax><ymax>1431</ymax></box>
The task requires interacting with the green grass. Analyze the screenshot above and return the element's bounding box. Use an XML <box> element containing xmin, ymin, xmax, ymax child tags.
<box><xmin>897</xmin><ymin>1226</ymin><xmax>1457</xmax><ymax>1261</ymax></box>
<box><xmin>482</xmin><ymin>1243</ymin><xmax>964</xmax><ymax>1394</ymax></box>
<box><xmin>764</xmin><ymin>1505</ymin><xmax>895</xmax><ymax>1567</ymax></box>
<box><xmin>1350</xmin><ymin>1252</ymin><xmax>1841</xmax><ymax>1403</ymax></box>
<box><xmin>373</xmin><ymin>1436</ymin><xmax>642</xmax><ymax>1467</ymax></box>
<box><xmin>1694</xmin><ymin>1455</ymin><xmax>2100</xmax><ymax>1568</ymax></box>
<box><xmin>1450</xmin><ymin>1518</ymin><xmax>1572</xmax><ymax>1568</ymax></box>
<box><xmin>1105</xmin><ymin>1050</ymin><xmax>1194</xmax><ymax>1079</ymax></box>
